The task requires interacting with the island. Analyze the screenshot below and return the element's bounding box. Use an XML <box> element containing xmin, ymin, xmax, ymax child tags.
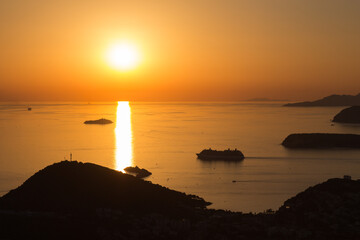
<box><xmin>284</xmin><ymin>93</ymin><xmax>360</xmax><ymax>107</ymax></box>
<box><xmin>84</xmin><ymin>118</ymin><xmax>113</xmax><ymax>124</ymax></box>
<box><xmin>333</xmin><ymin>106</ymin><xmax>360</xmax><ymax>123</ymax></box>
<box><xmin>282</xmin><ymin>133</ymin><xmax>360</xmax><ymax>148</ymax></box>
<box><xmin>124</xmin><ymin>166</ymin><xmax>152</xmax><ymax>178</ymax></box>
<box><xmin>196</xmin><ymin>148</ymin><xmax>245</xmax><ymax>161</ymax></box>
<box><xmin>0</xmin><ymin>161</ymin><xmax>359</xmax><ymax>239</ymax></box>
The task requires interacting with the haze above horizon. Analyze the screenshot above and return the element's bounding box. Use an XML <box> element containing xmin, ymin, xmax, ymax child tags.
<box><xmin>1</xmin><ymin>0</ymin><xmax>359</xmax><ymax>101</ymax></box>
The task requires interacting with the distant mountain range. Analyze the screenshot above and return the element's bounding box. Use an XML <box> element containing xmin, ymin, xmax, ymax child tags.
<box><xmin>284</xmin><ymin>93</ymin><xmax>360</xmax><ymax>107</ymax></box>
<box><xmin>246</xmin><ymin>98</ymin><xmax>288</xmax><ymax>102</ymax></box>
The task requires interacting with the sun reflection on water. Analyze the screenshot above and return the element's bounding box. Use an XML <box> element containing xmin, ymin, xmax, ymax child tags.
<box><xmin>115</xmin><ymin>101</ymin><xmax>133</xmax><ymax>171</ymax></box>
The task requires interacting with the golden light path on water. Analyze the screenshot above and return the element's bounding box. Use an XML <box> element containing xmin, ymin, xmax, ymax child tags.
<box><xmin>115</xmin><ymin>101</ymin><xmax>133</xmax><ymax>171</ymax></box>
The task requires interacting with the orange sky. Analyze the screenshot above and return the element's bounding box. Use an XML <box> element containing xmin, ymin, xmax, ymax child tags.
<box><xmin>0</xmin><ymin>0</ymin><xmax>359</xmax><ymax>101</ymax></box>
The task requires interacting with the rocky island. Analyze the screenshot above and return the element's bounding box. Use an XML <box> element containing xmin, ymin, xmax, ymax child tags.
<box><xmin>1</xmin><ymin>161</ymin><xmax>360</xmax><ymax>239</ymax></box>
<box><xmin>284</xmin><ymin>93</ymin><xmax>360</xmax><ymax>107</ymax></box>
<box><xmin>84</xmin><ymin>118</ymin><xmax>113</xmax><ymax>124</ymax></box>
<box><xmin>124</xmin><ymin>166</ymin><xmax>152</xmax><ymax>178</ymax></box>
<box><xmin>333</xmin><ymin>106</ymin><xmax>360</xmax><ymax>123</ymax></box>
<box><xmin>282</xmin><ymin>133</ymin><xmax>360</xmax><ymax>148</ymax></box>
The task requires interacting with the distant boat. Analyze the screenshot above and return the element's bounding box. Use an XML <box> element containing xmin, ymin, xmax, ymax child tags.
<box><xmin>27</xmin><ymin>107</ymin><xmax>32</xmax><ymax>111</ymax></box>
<box><xmin>196</xmin><ymin>148</ymin><xmax>245</xmax><ymax>161</ymax></box>
<box><xmin>84</xmin><ymin>118</ymin><xmax>113</xmax><ymax>124</ymax></box>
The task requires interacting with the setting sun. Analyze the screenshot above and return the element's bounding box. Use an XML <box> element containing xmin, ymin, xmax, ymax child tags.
<box><xmin>106</xmin><ymin>43</ymin><xmax>140</xmax><ymax>70</ymax></box>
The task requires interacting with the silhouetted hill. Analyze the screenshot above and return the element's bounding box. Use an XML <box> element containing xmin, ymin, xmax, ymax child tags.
<box><xmin>333</xmin><ymin>106</ymin><xmax>360</xmax><ymax>123</ymax></box>
<box><xmin>284</xmin><ymin>93</ymin><xmax>360</xmax><ymax>106</ymax></box>
<box><xmin>277</xmin><ymin>178</ymin><xmax>360</xmax><ymax>238</ymax></box>
<box><xmin>0</xmin><ymin>162</ymin><xmax>360</xmax><ymax>239</ymax></box>
<box><xmin>282</xmin><ymin>133</ymin><xmax>360</xmax><ymax>148</ymax></box>
<box><xmin>0</xmin><ymin>161</ymin><xmax>209</xmax><ymax>216</ymax></box>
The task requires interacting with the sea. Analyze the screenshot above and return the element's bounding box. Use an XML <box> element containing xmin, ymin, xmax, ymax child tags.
<box><xmin>0</xmin><ymin>101</ymin><xmax>360</xmax><ymax>212</ymax></box>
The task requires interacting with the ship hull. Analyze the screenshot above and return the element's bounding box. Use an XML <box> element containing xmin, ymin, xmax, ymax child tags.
<box><xmin>196</xmin><ymin>153</ymin><xmax>244</xmax><ymax>161</ymax></box>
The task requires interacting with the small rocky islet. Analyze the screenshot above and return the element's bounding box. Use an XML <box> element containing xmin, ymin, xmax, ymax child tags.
<box><xmin>124</xmin><ymin>166</ymin><xmax>152</xmax><ymax>178</ymax></box>
<box><xmin>84</xmin><ymin>118</ymin><xmax>113</xmax><ymax>124</ymax></box>
<box><xmin>0</xmin><ymin>161</ymin><xmax>359</xmax><ymax>239</ymax></box>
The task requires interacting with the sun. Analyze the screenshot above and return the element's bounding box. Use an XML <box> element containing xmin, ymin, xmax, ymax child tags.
<box><xmin>106</xmin><ymin>43</ymin><xmax>140</xmax><ymax>70</ymax></box>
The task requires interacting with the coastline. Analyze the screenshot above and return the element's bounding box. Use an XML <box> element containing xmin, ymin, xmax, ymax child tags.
<box><xmin>1</xmin><ymin>161</ymin><xmax>359</xmax><ymax>239</ymax></box>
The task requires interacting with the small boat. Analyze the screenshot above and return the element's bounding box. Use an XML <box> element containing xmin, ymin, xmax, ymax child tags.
<box><xmin>196</xmin><ymin>148</ymin><xmax>244</xmax><ymax>161</ymax></box>
<box><xmin>27</xmin><ymin>107</ymin><xmax>32</xmax><ymax>111</ymax></box>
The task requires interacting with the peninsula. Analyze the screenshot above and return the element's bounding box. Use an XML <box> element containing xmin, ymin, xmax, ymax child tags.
<box><xmin>333</xmin><ymin>106</ymin><xmax>360</xmax><ymax>123</ymax></box>
<box><xmin>284</xmin><ymin>93</ymin><xmax>360</xmax><ymax>107</ymax></box>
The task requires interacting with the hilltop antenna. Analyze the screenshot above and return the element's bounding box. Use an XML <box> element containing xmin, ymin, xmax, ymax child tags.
<box><xmin>70</xmin><ymin>153</ymin><xmax>72</xmax><ymax>161</ymax></box>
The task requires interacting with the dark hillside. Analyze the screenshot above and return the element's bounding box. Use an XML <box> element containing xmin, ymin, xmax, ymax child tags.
<box><xmin>0</xmin><ymin>161</ymin><xmax>210</xmax><ymax>217</ymax></box>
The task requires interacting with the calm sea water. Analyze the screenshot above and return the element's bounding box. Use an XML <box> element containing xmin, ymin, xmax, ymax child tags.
<box><xmin>1</xmin><ymin>101</ymin><xmax>360</xmax><ymax>212</ymax></box>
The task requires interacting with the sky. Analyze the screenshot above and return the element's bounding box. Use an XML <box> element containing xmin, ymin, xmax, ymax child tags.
<box><xmin>0</xmin><ymin>0</ymin><xmax>359</xmax><ymax>101</ymax></box>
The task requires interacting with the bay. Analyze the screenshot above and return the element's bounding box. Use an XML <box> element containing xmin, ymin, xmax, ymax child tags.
<box><xmin>1</xmin><ymin>101</ymin><xmax>359</xmax><ymax>212</ymax></box>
